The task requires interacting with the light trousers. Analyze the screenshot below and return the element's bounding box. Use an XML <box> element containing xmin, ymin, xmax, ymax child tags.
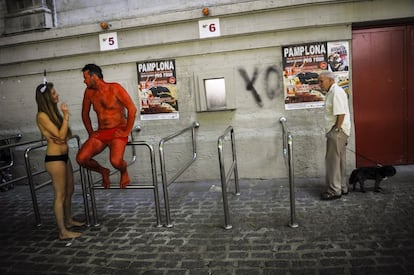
<box><xmin>325</xmin><ymin>129</ymin><xmax>349</xmax><ymax>195</ymax></box>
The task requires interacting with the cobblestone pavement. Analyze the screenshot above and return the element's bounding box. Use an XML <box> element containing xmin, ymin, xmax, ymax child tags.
<box><xmin>0</xmin><ymin>165</ymin><xmax>413</xmax><ymax>275</ymax></box>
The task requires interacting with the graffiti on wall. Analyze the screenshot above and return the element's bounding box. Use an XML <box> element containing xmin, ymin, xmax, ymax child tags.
<box><xmin>238</xmin><ymin>65</ymin><xmax>282</xmax><ymax>107</ymax></box>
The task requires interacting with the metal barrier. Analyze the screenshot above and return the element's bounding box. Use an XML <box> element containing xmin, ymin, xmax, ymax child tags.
<box><xmin>0</xmin><ymin>135</ymin><xmax>45</xmax><ymax>190</ymax></box>
<box><xmin>0</xmin><ymin>134</ymin><xmax>23</xmax><ymax>190</ymax></box>
<box><xmin>83</xmin><ymin>127</ymin><xmax>162</xmax><ymax>228</ymax></box>
<box><xmin>159</xmin><ymin>121</ymin><xmax>200</xmax><ymax>227</ymax></box>
<box><xmin>24</xmin><ymin>135</ymin><xmax>87</xmax><ymax>226</ymax></box>
<box><xmin>279</xmin><ymin>117</ymin><xmax>298</xmax><ymax>228</ymax></box>
<box><xmin>217</xmin><ymin>126</ymin><xmax>240</xmax><ymax>229</ymax></box>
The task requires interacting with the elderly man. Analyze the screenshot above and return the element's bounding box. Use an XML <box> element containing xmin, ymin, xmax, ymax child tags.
<box><xmin>318</xmin><ymin>71</ymin><xmax>351</xmax><ymax>200</ymax></box>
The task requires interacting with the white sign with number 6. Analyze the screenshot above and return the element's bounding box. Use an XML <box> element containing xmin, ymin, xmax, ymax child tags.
<box><xmin>199</xmin><ymin>18</ymin><xmax>221</xmax><ymax>39</ymax></box>
<box><xmin>99</xmin><ymin>32</ymin><xmax>119</xmax><ymax>51</ymax></box>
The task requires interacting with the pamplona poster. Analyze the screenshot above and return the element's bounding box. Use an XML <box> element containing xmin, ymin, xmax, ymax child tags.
<box><xmin>137</xmin><ymin>59</ymin><xmax>179</xmax><ymax>120</ymax></box>
<box><xmin>282</xmin><ymin>41</ymin><xmax>350</xmax><ymax>110</ymax></box>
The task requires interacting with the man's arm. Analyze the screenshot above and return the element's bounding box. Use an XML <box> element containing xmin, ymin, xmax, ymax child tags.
<box><xmin>81</xmin><ymin>90</ymin><xmax>94</xmax><ymax>136</ymax></box>
<box><xmin>333</xmin><ymin>87</ymin><xmax>348</xmax><ymax>130</ymax></box>
<box><xmin>116</xmin><ymin>84</ymin><xmax>137</xmax><ymax>136</ymax></box>
<box><xmin>125</xmin><ymin>102</ymin><xmax>137</xmax><ymax>134</ymax></box>
<box><xmin>335</xmin><ymin>114</ymin><xmax>345</xmax><ymax>130</ymax></box>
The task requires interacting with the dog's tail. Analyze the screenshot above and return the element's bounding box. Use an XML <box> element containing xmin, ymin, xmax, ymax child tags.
<box><xmin>349</xmin><ymin>169</ymin><xmax>357</xmax><ymax>184</ymax></box>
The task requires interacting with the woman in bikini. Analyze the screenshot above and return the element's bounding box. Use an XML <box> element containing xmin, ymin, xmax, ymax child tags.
<box><xmin>35</xmin><ymin>82</ymin><xmax>84</xmax><ymax>240</ymax></box>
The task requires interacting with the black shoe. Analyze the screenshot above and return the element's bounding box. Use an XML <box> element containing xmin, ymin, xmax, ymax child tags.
<box><xmin>342</xmin><ymin>191</ymin><xmax>349</xmax><ymax>195</ymax></box>
<box><xmin>321</xmin><ymin>191</ymin><xmax>342</xmax><ymax>200</ymax></box>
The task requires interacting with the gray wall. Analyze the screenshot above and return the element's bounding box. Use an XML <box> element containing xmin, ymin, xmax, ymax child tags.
<box><xmin>1</xmin><ymin>0</ymin><xmax>413</xmax><ymax>182</ymax></box>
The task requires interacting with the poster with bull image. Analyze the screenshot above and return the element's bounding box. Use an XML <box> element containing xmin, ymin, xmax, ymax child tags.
<box><xmin>282</xmin><ymin>41</ymin><xmax>349</xmax><ymax>110</ymax></box>
<box><xmin>137</xmin><ymin>59</ymin><xmax>179</xmax><ymax>120</ymax></box>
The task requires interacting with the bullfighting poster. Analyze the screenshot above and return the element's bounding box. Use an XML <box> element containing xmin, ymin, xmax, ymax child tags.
<box><xmin>326</xmin><ymin>41</ymin><xmax>350</xmax><ymax>96</ymax></box>
<box><xmin>137</xmin><ymin>59</ymin><xmax>179</xmax><ymax>120</ymax></box>
<box><xmin>282</xmin><ymin>41</ymin><xmax>349</xmax><ymax>110</ymax></box>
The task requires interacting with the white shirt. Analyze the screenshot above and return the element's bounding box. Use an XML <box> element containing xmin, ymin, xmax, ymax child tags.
<box><xmin>324</xmin><ymin>83</ymin><xmax>351</xmax><ymax>136</ymax></box>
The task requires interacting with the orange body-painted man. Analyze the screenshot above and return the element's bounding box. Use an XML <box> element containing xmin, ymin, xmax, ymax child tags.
<box><xmin>76</xmin><ymin>64</ymin><xmax>137</xmax><ymax>188</ymax></box>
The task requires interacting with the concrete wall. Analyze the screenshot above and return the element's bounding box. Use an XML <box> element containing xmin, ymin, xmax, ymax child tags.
<box><xmin>1</xmin><ymin>0</ymin><xmax>413</xmax><ymax>182</ymax></box>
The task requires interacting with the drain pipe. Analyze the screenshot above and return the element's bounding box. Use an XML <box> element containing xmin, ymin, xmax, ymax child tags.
<box><xmin>52</xmin><ymin>0</ymin><xmax>58</xmax><ymax>27</ymax></box>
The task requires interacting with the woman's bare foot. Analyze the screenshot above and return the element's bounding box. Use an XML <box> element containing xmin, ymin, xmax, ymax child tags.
<box><xmin>66</xmin><ymin>219</ymin><xmax>85</xmax><ymax>229</ymax></box>
<box><xmin>101</xmin><ymin>168</ymin><xmax>111</xmax><ymax>188</ymax></box>
<box><xmin>120</xmin><ymin>171</ymin><xmax>130</xmax><ymax>189</ymax></box>
<box><xmin>59</xmin><ymin>230</ymin><xmax>82</xmax><ymax>240</ymax></box>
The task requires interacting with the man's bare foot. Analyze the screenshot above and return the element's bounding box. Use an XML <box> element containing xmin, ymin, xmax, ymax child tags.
<box><xmin>120</xmin><ymin>171</ymin><xmax>130</xmax><ymax>189</ymax></box>
<box><xmin>101</xmin><ymin>168</ymin><xmax>111</xmax><ymax>188</ymax></box>
<box><xmin>66</xmin><ymin>219</ymin><xmax>85</xmax><ymax>229</ymax></box>
<box><xmin>59</xmin><ymin>230</ymin><xmax>82</xmax><ymax>240</ymax></box>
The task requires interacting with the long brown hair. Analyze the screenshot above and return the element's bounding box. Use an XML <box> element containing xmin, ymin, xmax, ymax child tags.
<box><xmin>35</xmin><ymin>82</ymin><xmax>72</xmax><ymax>138</ymax></box>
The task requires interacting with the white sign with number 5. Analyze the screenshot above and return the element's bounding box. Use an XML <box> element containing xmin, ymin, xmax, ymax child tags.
<box><xmin>99</xmin><ymin>32</ymin><xmax>119</xmax><ymax>51</ymax></box>
<box><xmin>199</xmin><ymin>18</ymin><xmax>221</xmax><ymax>39</ymax></box>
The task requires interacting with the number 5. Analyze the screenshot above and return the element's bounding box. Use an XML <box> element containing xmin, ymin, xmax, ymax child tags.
<box><xmin>108</xmin><ymin>37</ymin><xmax>115</xmax><ymax>45</ymax></box>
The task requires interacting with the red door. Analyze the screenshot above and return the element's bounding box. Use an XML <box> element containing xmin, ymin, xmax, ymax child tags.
<box><xmin>352</xmin><ymin>25</ymin><xmax>414</xmax><ymax>166</ymax></box>
<box><xmin>407</xmin><ymin>25</ymin><xmax>414</xmax><ymax>163</ymax></box>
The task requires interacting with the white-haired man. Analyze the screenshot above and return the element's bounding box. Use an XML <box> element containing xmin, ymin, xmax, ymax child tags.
<box><xmin>318</xmin><ymin>71</ymin><xmax>351</xmax><ymax>200</ymax></box>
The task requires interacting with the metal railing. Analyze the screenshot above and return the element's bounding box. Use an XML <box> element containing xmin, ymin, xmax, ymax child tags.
<box><xmin>0</xmin><ymin>134</ymin><xmax>22</xmax><ymax>191</ymax></box>
<box><xmin>83</xmin><ymin>127</ymin><xmax>162</xmax><ymax>227</ymax></box>
<box><xmin>279</xmin><ymin>117</ymin><xmax>298</xmax><ymax>228</ymax></box>
<box><xmin>0</xmin><ymin>134</ymin><xmax>22</xmax><ymax>170</ymax></box>
<box><xmin>217</xmin><ymin>126</ymin><xmax>240</xmax><ymax>229</ymax></box>
<box><xmin>0</xmin><ymin>134</ymin><xmax>43</xmax><ymax>190</ymax></box>
<box><xmin>24</xmin><ymin>135</ymin><xmax>86</xmax><ymax>226</ymax></box>
<box><xmin>159</xmin><ymin>121</ymin><xmax>200</xmax><ymax>227</ymax></box>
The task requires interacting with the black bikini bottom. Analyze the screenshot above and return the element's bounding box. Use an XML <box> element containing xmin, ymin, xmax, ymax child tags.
<box><xmin>45</xmin><ymin>153</ymin><xmax>69</xmax><ymax>163</ymax></box>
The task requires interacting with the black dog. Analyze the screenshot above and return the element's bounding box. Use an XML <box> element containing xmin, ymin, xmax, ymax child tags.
<box><xmin>349</xmin><ymin>165</ymin><xmax>396</xmax><ymax>192</ymax></box>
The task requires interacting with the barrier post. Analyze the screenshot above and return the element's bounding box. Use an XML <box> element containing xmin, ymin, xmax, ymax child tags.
<box><xmin>82</xmin><ymin>135</ymin><xmax>162</xmax><ymax>228</ymax></box>
<box><xmin>287</xmin><ymin>133</ymin><xmax>298</xmax><ymax>228</ymax></box>
<box><xmin>79</xmin><ymin>166</ymin><xmax>91</xmax><ymax>226</ymax></box>
<box><xmin>279</xmin><ymin>117</ymin><xmax>298</xmax><ymax>228</ymax></box>
<box><xmin>24</xmin><ymin>150</ymin><xmax>42</xmax><ymax>226</ymax></box>
<box><xmin>217</xmin><ymin>126</ymin><xmax>240</xmax><ymax>229</ymax></box>
<box><xmin>159</xmin><ymin>122</ymin><xmax>200</xmax><ymax>227</ymax></box>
